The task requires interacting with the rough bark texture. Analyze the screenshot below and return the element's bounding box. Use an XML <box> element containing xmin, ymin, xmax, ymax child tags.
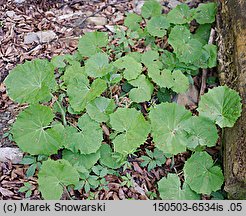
<box><xmin>217</xmin><ymin>0</ymin><xmax>246</xmax><ymax>199</ymax></box>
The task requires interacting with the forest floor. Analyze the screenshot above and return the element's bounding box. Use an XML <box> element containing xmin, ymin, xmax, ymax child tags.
<box><xmin>0</xmin><ymin>0</ymin><xmax>216</xmax><ymax>200</ymax></box>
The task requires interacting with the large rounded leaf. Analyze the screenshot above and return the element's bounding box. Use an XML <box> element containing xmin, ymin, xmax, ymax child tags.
<box><xmin>198</xmin><ymin>86</ymin><xmax>242</xmax><ymax>128</ymax></box>
<box><xmin>38</xmin><ymin>159</ymin><xmax>79</xmax><ymax>200</ymax></box>
<box><xmin>11</xmin><ymin>105</ymin><xmax>64</xmax><ymax>155</ymax></box>
<box><xmin>182</xmin><ymin>116</ymin><xmax>218</xmax><ymax>149</ymax></box>
<box><xmin>86</xmin><ymin>97</ymin><xmax>115</xmax><ymax>123</ymax></box>
<box><xmin>66</xmin><ymin>114</ymin><xmax>103</xmax><ymax>154</ymax></box>
<box><xmin>62</xmin><ymin>149</ymin><xmax>100</xmax><ymax>170</ymax></box>
<box><xmin>149</xmin><ymin>103</ymin><xmax>192</xmax><ymax>155</ymax></box>
<box><xmin>99</xmin><ymin>144</ymin><xmax>124</xmax><ymax>169</ymax></box>
<box><xmin>146</xmin><ymin>16</ymin><xmax>170</xmax><ymax>37</ymax></box>
<box><xmin>4</xmin><ymin>59</ymin><xmax>56</xmax><ymax>104</ymax></box>
<box><xmin>167</xmin><ymin>4</ymin><xmax>194</xmax><ymax>24</ymax></box>
<box><xmin>158</xmin><ymin>174</ymin><xmax>200</xmax><ymax>200</ymax></box>
<box><xmin>184</xmin><ymin>152</ymin><xmax>224</xmax><ymax>195</ymax></box>
<box><xmin>109</xmin><ymin>108</ymin><xmax>150</xmax><ymax>155</ymax></box>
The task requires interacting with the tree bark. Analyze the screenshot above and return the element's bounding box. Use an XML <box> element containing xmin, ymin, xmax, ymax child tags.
<box><xmin>217</xmin><ymin>0</ymin><xmax>246</xmax><ymax>199</ymax></box>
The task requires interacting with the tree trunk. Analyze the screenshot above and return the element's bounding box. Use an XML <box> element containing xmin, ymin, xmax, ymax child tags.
<box><xmin>216</xmin><ymin>0</ymin><xmax>246</xmax><ymax>199</ymax></box>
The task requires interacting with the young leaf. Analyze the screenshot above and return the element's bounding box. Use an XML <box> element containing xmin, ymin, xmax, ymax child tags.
<box><xmin>38</xmin><ymin>159</ymin><xmax>79</xmax><ymax>200</ymax></box>
<box><xmin>167</xmin><ymin>4</ymin><xmax>194</xmax><ymax>24</ymax></box>
<box><xmin>149</xmin><ymin>103</ymin><xmax>192</xmax><ymax>155</ymax></box>
<box><xmin>4</xmin><ymin>59</ymin><xmax>56</xmax><ymax>104</ymax></box>
<box><xmin>146</xmin><ymin>16</ymin><xmax>170</xmax><ymax>37</ymax></box>
<box><xmin>124</xmin><ymin>13</ymin><xmax>142</xmax><ymax>31</ymax></box>
<box><xmin>26</xmin><ymin>163</ymin><xmax>37</xmax><ymax>178</ymax></box>
<box><xmin>11</xmin><ymin>105</ymin><xmax>64</xmax><ymax>155</ymax></box>
<box><xmin>63</xmin><ymin>63</ymin><xmax>86</xmax><ymax>85</ymax></box>
<box><xmin>67</xmin><ymin>78</ymin><xmax>107</xmax><ymax>113</ymax></box>
<box><xmin>184</xmin><ymin>152</ymin><xmax>224</xmax><ymax>195</ymax></box>
<box><xmin>114</xmin><ymin>56</ymin><xmax>142</xmax><ymax>81</ymax></box>
<box><xmin>182</xmin><ymin>116</ymin><xmax>218</xmax><ymax>149</ymax></box>
<box><xmin>85</xmin><ymin>53</ymin><xmax>112</xmax><ymax>78</ymax></box>
<box><xmin>141</xmin><ymin>0</ymin><xmax>162</xmax><ymax>19</ymax></box>
<box><xmin>198</xmin><ymin>86</ymin><xmax>242</xmax><ymax>128</ymax></box>
<box><xmin>109</xmin><ymin>108</ymin><xmax>150</xmax><ymax>155</ymax></box>
<box><xmin>203</xmin><ymin>44</ymin><xmax>217</xmax><ymax>68</ymax></box>
<box><xmin>86</xmin><ymin>97</ymin><xmax>115</xmax><ymax>123</ymax></box>
<box><xmin>62</xmin><ymin>149</ymin><xmax>100</xmax><ymax>170</ymax></box>
<box><xmin>158</xmin><ymin>174</ymin><xmax>200</xmax><ymax>200</ymax></box>
<box><xmin>99</xmin><ymin>144</ymin><xmax>124</xmax><ymax>169</ymax></box>
<box><xmin>194</xmin><ymin>2</ymin><xmax>217</xmax><ymax>24</ymax></box>
<box><xmin>78</xmin><ymin>31</ymin><xmax>108</xmax><ymax>57</ymax></box>
<box><xmin>129</xmin><ymin>75</ymin><xmax>154</xmax><ymax>103</ymax></box>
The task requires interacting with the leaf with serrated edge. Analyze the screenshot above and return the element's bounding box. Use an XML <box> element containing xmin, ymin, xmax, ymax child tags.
<box><xmin>85</xmin><ymin>53</ymin><xmax>112</xmax><ymax>78</ymax></box>
<box><xmin>99</xmin><ymin>144</ymin><xmax>124</xmax><ymax>169</ymax></box>
<box><xmin>167</xmin><ymin>4</ymin><xmax>194</xmax><ymax>24</ymax></box>
<box><xmin>129</xmin><ymin>75</ymin><xmax>154</xmax><ymax>103</ymax></box>
<box><xmin>114</xmin><ymin>56</ymin><xmax>142</xmax><ymax>81</ymax></box>
<box><xmin>124</xmin><ymin>13</ymin><xmax>142</xmax><ymax>31</ymax></box>
<box><xmin>109</xmin><ymin>108</ymin><xmax>150</xmax><ymax>155</ymax></box>
<box><xmin>4</xmin><ymin>59</ymin><xmax>56</xmax><ymax>104</ymax></box>
<box><xmin>194</xmin><ymin>2</ymin><xmax>217</xmax><ymax>24</ymax></box>
<box><xmin>146</xmin><ymin>16</ymin><xmax>170</xmax><ymax>37</ymax></box>
<box><xmin>67</xmin><ymin>78</ymin><xmax>107</xmax><ymax>113</ymax></box>
<box><xmin>184</xmin><ymin>152</ymin><xmax>224</xmax><ymax>195</ymax></box>
<box><xmin>182</xmin><ymin>116</ymin><xmax>218</xmax><ymax>149</ymax></box>
<box><xmin>141</xmin><ymin>0</ymin><xmax>162</xmax><ymax>19</ymax></box>
<box><xmin>86</xmin><ymin>97</ymin><xmax>115</xmax><ymax>123</ymax></box>
<box><xmin>62</xmin><ymin>149</ymin><xmax>100</xmax><ymax>170</ymax></box>
<box><xmin>149</xmin><ymin>103</ymin><xmax>192</xmax><ymax>155</ymax></box>
<box><xmin>38</xmin><ymin>159</ymin><xmax>79</xmax><ymax>200</ymax></box>
<box><xmin>11</xmin><ymin>105</ymin><xmax>64</xmax><ymax>155</ymax></box>
<box><xmin>78</xmin><ymin>31</ymin><xmax>108</xmax><ymax>57</ymax></box>
<box><xmin>158</xmin><ymin>174</ymin><xmax>200</xmax><ymax>200</ymax></box>
<box><xmin>198</xmin><ymin>86</ymin><xmax>242</xmax><ymax>128</ymax></box>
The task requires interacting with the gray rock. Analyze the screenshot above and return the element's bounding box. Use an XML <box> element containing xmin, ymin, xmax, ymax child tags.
<box><xmin>0</xmin><ymin>147</ymin><xmax>23</xmax><ymax>164</ymax></box>
<box><xmin>133</xmin><ymin>1</ymin><xmax>145</xmax><ymax>14</ymax></box>
<box><xmin>6</xmin><ymin>11</ymin><xmax>16</xmax><ymax>18</ymax></box>
<box><xmin>24</xmin><ymin>30</ymin><xmax>57</xmax><ymax>44</ymax></box>
<box><xmin>14</xmin><ymin>0</ymin><xmax>26</xmax><ymax>3</ymax></box>
<box><xmin>87</xmin><ymin>17</ymin><xmax>107</xmax><ymax>26</ymax></box>
<box><xmin>168</xmin><ymin>0</ymin><xmax>182</xmax><ymax>9</ymax></box>
<box><xmin>176</xmin><ymin>84</ymin><xmax>199</xmax><ymax>107</ymax></box>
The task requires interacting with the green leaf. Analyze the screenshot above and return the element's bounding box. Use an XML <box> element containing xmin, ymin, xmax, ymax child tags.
<box><xmin>78</xmin><ymin>31</ymin><xmax>108</xmax><ymax>57</ymax></box>
<box><xmin>86</xmin><ymin>97</ymin><xmax>115</xmax><ymax>123</ymax></box>
<box><xmin>11</xmin><ymin>105</ymin><xmax>64</xmax><ymax>155</ymax></box>
<box><xmin>114</xmin><ymin>56</ymin><xmax>142</xmax><ymax>81</ymax></box>
<box><xmin>99</xmin><ymin>144</ymin><xmax>124</xmax><ymax>169</ymax></box>
<box><xmin>4</xmin><ymin>59</ymin><xmax>56</xmax><ymax>104</ymax></box>
<box><xmin>20</xmin><ymin>156</ymin><xmax>36</xmax><ymax>165</ymax></box>
<box><xmin>171</xmin><ymin>70</ymin><xmax>189</xmax><ymax>93</ymax></box>
<box><xmin>38</xmin><ymin>159</ymin><xmax>79</xmax><ymax>200</ymax></box>
<box><xmin>149</xmin><ymin>103</ymin><xmax>192</xmax><ymax>155</ymax></box>
<box><xmin>129</xmin><ymin>75</ymin><xmax>154</xmax><ymax>103</ymax></box>
<box><xmin>141</xmin><ymin>50</ymin><xmax>160</xmax><ymax>67</ymax></box>
<box><xmin>67</xmin><ymin>114</ymin><xmax>103</xmax><ymax>154</ymax></box>
<box><xmin>184</xmin><ymin>152</ymin><xmax>224</xmax><ymax>195</ymax></box>
<box><xmin>109</xmin><ymin>108</ymin><xmax>150</xmax><ymax>155</ymax></box>
<box><xmin>51</xmin><ymin>54</ymin><xmax>74</xmax><ymax>69</ymax></box>
<box><xmin>26</xmin><ymin>163</ymin><xmax>37</xmax><ymax>177</ymax></box>
<box><xmin>203</xmin><ymin>44</ymin><xmax>217</xmax><ymax>68</ymax></box>
<box><xmin>62</xmin><ymin>149</ymin><xmax>100</xmax><ymax>170</ymax></box>
<box><xmin>194</xmin><ymin>2</ymin><xmax>217</xmax><ymax>24</ymax></box>
<box><xmin>168</xmin><ymin>26</ymin><xmax>203</xmax><ymax>64</ymax></box>
<box><xmin>67</xmin><ymin>78</ymin><xmax>107</xmax><ymax>113</ymax></box>
<box><xmin>141</xmin><ymin>0</ymin><xmax>162</xmax><ymax>19</ymax></box>
<box><xmin>167</xmin><ymin>4</ymin><xmax>194</xmax><ymax>24</ymax></box>
<box><xmin>63</xmin><ymin>63</ymin><xmax>86</xmax><ymax>85</ymax></box>
<box><xmin>146</xmin><ymin>16</ymin><xmax>170</xmax><ymax>37</ymax></box>
<box><xmin>158</xmin><ymin>174</ymin><xmax>200</xmax><ymax>200</ymax></box>
<box><xmin>85</xmin><ymin>53</ymin><xmax>112</xmax><ymax>78</ymax></box>
<box><xmin>198</xmin><ymin>86</ymin><xmax>242</xmax><ymax>128</ymax></box>
<box><xmin>157</xmin><ymin>88</ymin><xmax>172</xmax><ymax>103</ymax></box>
<box><xmin>124</xmin><ymin>13</ymin><xmax>142</xmax><ymax>31</ymax></box>
<box><xmin>193</xmin><ymin>24</ymin><xmax>212</xmax><ymax>45</ymax></box>
<box><xmin>182</xmin><ymin>116</ymin><xmax>218</xmax><ymax>149</ymax></box>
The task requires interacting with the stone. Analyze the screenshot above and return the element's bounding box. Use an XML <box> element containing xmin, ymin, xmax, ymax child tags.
<box><xmin>87</xmin><ymin>17</ymin><xmax>107</xmax><ymax>26</ymax></box>
<box><xmin>133</xmin><ymin>1</ymin><xmax>145</xmax><ymax>14</ymax></box>
<box><xmin>168</xmin><ymin>0</ymin><xmax>182</xmax><ymax>9</ymax></box>
<box><xmin>14</xmin><ymin>0</ymin><xmax>26</xmax><ymax>3</ymax></box>
<box><xmin>6</xmin><ymin>11</ymin><xmax>16</xmax><ymax>18</ymax></box>
<box><xmin>0</xmin><ymin>147</ymin><xmax>23</xmax><ymax>164</ymax></box>
<box><xmin>24</xmin><ymin>30</ymin><xmax>57</xmax><ymax>44</ymax></box>
<box><xmin>176</xmin><ymin>84</ymin><xmax>199</xmax><ymax>107</ymax></box>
